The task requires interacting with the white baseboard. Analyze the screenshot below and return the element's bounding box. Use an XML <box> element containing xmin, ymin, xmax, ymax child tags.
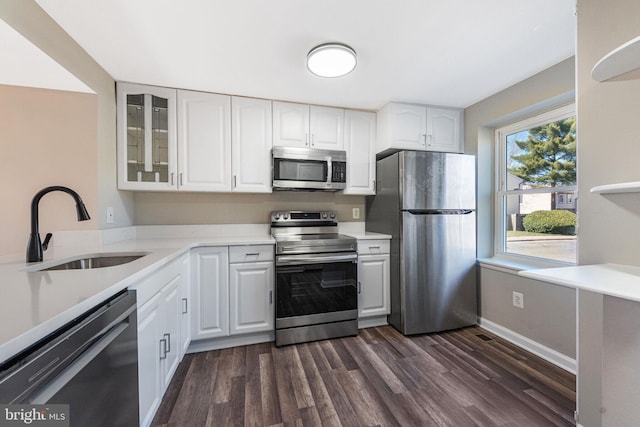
<box><xmin>478</xmin><ymin>317</ymin><xmax>576</xmax><ymax>374</ymax></box>
<box><xmin>187</xmin><ymin>331</ymin><xmax>274</xmax><ymax>353</ymax></box>
<box><xmin>358</xmin><ymin>316</ymin><xmax>388</xmax><ymax>329</ymax></box>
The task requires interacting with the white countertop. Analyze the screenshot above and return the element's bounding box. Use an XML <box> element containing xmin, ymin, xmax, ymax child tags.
<box><xmin>519</xmin><ymin>263</ymin><xmax>640</xmax><ymax>303</ymax></box>
<box><xmin>0</xmin><ymin>223</ymin><xmax>390</xmax><ymax>363</ymax></box>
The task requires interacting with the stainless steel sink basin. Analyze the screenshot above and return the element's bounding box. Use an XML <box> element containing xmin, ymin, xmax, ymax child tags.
<box><xmin>36</xmin><ymin>253</ymin><xmax>148</xmax><ymax>271</ymax></box>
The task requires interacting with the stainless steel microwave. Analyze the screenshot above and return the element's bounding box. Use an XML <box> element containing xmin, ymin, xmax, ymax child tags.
<box><xmin>272</xmin><ymin>147</ymin><xmax>347</xmax><ymax>191</ymax></box>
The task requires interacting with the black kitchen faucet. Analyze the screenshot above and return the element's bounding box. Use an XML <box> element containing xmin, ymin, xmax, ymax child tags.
<box><xmin>26</xmin><ymin>186</ymin><xmax>91</xmax><ymax>263</ymax></box>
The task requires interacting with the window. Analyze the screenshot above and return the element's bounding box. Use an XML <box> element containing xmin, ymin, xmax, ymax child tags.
<box><xmin>495</xmin><ymin>104</ymin><xmax>576</xmax><ymax>264</ymax></box>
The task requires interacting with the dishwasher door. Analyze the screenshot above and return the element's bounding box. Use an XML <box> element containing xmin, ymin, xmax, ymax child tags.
<box><xmin>0</xmin><ymin>290</ymin><xmax>139</xmax><ymax>427</ymax></box>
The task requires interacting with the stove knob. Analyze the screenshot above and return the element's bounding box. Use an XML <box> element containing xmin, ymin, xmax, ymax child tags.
<box><xmin>329</xmin><ymin>212</ymin><xmax>336</xmax><ymax>219</ymax></box>
<box><xmin>321</xmin><ymin>212</ymin><xmax>328</xmax><ymax>219</ymax></box>
<box><xmin>273</xmin><ymin>213</ymin><xmax>280</xmax><ymax>220</ymax></box>
<box><xmin>283</xmin><ymin>213</ymin><xmax>290</xmax><ymax>220</ymax></box>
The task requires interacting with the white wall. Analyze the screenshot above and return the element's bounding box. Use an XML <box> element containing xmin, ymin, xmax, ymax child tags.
<box><xmin>575</xmin><ymin>0</ymin><xmax>640</xmax><ymax>425</ymax></box>
<box><xmin>464</xmin><ymin>58</ymin><xmax>576</xmax><ymax>361</ymax></box>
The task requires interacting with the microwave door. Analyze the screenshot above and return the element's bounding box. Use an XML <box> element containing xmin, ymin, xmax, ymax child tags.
<box><xmin>273</xmin><ymin>157</ymin><xmax>329</xmax><ymax>189</ymax></box>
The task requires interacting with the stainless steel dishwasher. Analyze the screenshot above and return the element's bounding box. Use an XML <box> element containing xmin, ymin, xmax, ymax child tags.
<box><xmin>0</xmin><ymin>289</ymin><xmax>139</xmax><ymax>426</ymax></box>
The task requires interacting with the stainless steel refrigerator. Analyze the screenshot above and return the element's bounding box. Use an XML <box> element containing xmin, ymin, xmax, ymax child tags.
<box><xmin>366</xmin><ymin>150</ymin><xmax>477</xmax><ymax>335</ymax></box>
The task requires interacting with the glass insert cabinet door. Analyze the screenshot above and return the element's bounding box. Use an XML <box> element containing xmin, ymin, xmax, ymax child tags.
<box><xmin>117</xmin><ymin>82</ymin><xmax>177</xmax><ymax>190</ymax></box>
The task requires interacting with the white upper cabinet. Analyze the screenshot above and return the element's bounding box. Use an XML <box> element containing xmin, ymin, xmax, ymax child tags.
<box><xmin>384</xmin><ymin>103</ymin><xmax>427</xmax><ymax>150</ymax></box>
<box><xmin>309</xmin><ymin>105</ymin><xmax>344</xmax><ymax>149</ymax></box>
<box><xmin>273</xmin><ymin>101</ymin><xmax>310</xmax><ymax>147</ymax></box>
<box><xmin>426</xmin><ymin>107</ymin><xmax>462</xmax><ymax>153</ymax></box>
<box><xmin>273</xmin><ymin>101</ymin><xmax>344</xmax><ymax>149</ymax></box>
<box><xmin>344</xmin><ymin>110</ymin><xmax>376</xmax><ymax>195</ymax></box>
<box><xmin>231</xmin><ymin>97</ymin><xmax>273</xmax><ymax>193</ymax></box>
<box><xmin>177</xmin><ymin>90</ymin><xmax>232</xmax><ymax>192</ymax></box>
<box><xmin>377</xmin><ymin>102</ymin><xmax>463</xmax><ymax>155</ymax></box>
<box><xmin>117</xmin><ymin>82</ymin><xmax>178</xmax><ymax>191</ymax></box>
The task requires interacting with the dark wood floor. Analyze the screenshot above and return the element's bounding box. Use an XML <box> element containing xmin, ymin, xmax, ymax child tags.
<box><xmin>152</xmin><ymin>326</ymin><xmax>576</xmax><ymax>426</ymax></box>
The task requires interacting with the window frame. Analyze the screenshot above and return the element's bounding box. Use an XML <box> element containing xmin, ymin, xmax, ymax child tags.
<box><xmin>494</xmin><ymin>103</ymin><xmax>577</xmax><ymax>266</ymax></box>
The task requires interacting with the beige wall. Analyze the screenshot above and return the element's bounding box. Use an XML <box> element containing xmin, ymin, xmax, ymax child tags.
<box><xmin>0</xmin><ymin>1</ymin><xmax>134</xmax><ymax>237</ymax></box>
<box><xmin>134</xmin><ymin>191</ymin><xmax>365</xmax><ymax>224</ymax></box>
<box><xmin>463</xmin><ymin>57</ymin><xmax>576</xmax><ymax>359</ymax></box>
<box><xmin>0</xmin><ymin>85</ymin><xmax>98</xmax><ymax>256</ymax></box>
<box><xmin>575</xmin><ymin>0</ymin><xmax>640</xmax><ymax>425</ymax></box>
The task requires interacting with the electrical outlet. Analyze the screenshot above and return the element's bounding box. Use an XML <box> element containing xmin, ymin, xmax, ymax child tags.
<box><xmin>512</xmin><ymin>291</ymin><xmax>524</xmax><ymax>309</ymax></box>
<box><xmin>352</xmin><ymin>207</ymin><xmax>360</xmax><ymax>219</ymax></box>
<box><xmin>106</xmin><ymin>207</ymin><xmax>114</xmax><ymax>224</ymax></box>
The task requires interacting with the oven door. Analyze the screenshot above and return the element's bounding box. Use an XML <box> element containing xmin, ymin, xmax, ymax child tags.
<box><xmin>275</xmin><ymin>252</ymin><xmax>357</xmax><ymax>329</ymax></box>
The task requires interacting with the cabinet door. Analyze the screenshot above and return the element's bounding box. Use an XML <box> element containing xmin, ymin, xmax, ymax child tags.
<box><xmin>426</xmin><ymin>107</ymin><xmax>462</xmax><ymax>153</ymax></box>
<box><xmin>191</xmin><ymin>247</ymin><xmax>229</xmax><ymax>339</ymax></box>
<box><xmin>310</xmin><ymin>105</ymin><xmax>345</xmax><ymax>149</ymax></box>
<box><xmin>137</xmin><ymin>292</ymin><xmax>163</xmax><ymax>427</ymax></box>
<box><xmin>160</xmin><ymin>274</ymin><xmax>182</xmax><ymax>392</ymax></box>
<box><xmin>273</xmin><ymin>101</ymin><xmax>309</xmax><ymax>147</ymax></box>
<box><xmin>117</xmin><ymin>82</ymin><xmax>177</xmax><ymax>191</ymax></box>
<box><xmin>229</xmin><ymin>261</ymin><xmax>274</xmax><ymax>334</ymax></box>
<box><xmin>344</xmin><ymin>110</ymin><xmax>376</xmax><ymax>195</ymax></box>
<box><xmin>358</xmin><ymin>254</ymin><xmax>390</xmax><ymax>318</ymax></box>
<box><xmin>177</xmin><ymin>90</ymin><xmax>232</xmax><ymax>191</ymax></box>
<box><xmin>232</xmin><ymin>97</ymin><xmax>273</xmax><ymax>193</ymax></box>
<box><xmin>390</xmin><ymin>103</ymin><xmax>427</xmax><ymax>150</ymax></box>
<box><xmin>179</xmin><ymin>254</ymin><xmax>191</xmax><ymax>357</ymax></box>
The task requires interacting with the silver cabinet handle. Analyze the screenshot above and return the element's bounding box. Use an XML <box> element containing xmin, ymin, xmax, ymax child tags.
<box><xmin>305</xmin><ymin>132</ymin><xmax>309</xmax><ymax>146</ymax></box>
<box><xmin>159</xmin><ymin>338</ymin><xmax>167</xmax><ymax>360</ymax></box>
<box><xmin>164</xmin><ymin>333</ymin><xmax>171</xmax><ymax>353</ymax></box>
<box><xmin>269</xmin><ymin>290</ymin><xmax>273</xmax><ymax>304</ymax></box>
<box><xmin>428</xmin><ymin>134</ymin><xmax>433</xmax><ymax>146</ymax></box>
<box><xmin>358</xmin><ymin>282</ymin><xmax>362</xmax><ymax>294</ymax></box>
<box><xmin>311</xmin><ymin>133</ymin><xmax>314</xmax><ymax>146</ymax></box>
<box><xmin>369</xmin><ymin>246</ymin><xmax>381</xmax><ymax>250</ymax></box>
<box><xmin>245</xmin><ymin>252</ymin><xmax>260</xmax><ymax>257</ymax></box>
<box><xmin>422</xmin><ymin>134</ymin><xmax>427</xmax><ymax>146</ymax></box>
<box><xmin>179</xmin><ymin>173</ymin><xmax>183</xmax><ymax>186</ymax></box>
<box><xmin>182</xmin><ymin>298</ymin><xmax>188</xmax><ymax>314</ymax></box>
<box><xmin>170</xmin><ymin>172</ymin><xmax>175</xmax><ymax>186</ymax></box>
<box><xmin>233</xmin><ymin>175</ymin><xmax>237</xmax><ymax>188</ymax></box>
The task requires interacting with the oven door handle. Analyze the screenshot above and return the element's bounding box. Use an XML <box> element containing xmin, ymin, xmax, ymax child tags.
<box><xmin>276</xmin><ymin>253</ymin><xmax>357</xmax><ymax>266</ymax></box>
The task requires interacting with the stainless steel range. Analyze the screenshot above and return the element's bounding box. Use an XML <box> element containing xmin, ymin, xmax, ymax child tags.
<box><xmin>271</xmin><ymin>210</ymin><xmax>358</xmax><ymax>346</ymax></box>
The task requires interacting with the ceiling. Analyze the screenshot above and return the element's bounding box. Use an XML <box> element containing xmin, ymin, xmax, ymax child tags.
<box><xmin>34</xmin><ymin>0</ymin><xmax>575</xmax><ymax>110</ymax></box>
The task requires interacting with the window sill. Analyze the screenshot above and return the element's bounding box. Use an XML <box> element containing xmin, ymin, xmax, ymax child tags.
<box><xmin>478</xmin><ymin>255</ymin><xmax>575</xmax><ymax>275</ymax></box>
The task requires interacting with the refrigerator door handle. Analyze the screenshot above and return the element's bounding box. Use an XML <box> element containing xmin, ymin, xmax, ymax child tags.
<box><xmin>406</xmin><ymin>209</ymin><xmax>474</xmax><ymax>215</ymax></box>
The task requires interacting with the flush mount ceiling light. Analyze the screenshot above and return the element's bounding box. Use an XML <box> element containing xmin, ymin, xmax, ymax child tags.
<box><xmin>307</xmin><ymin>43</ymin><xmax>357</xmax><ymax>78</ymax></box>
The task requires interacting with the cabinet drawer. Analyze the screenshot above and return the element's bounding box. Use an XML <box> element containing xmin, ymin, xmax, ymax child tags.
<box><xmin>229</xmin><ymin>245</ymin><xmax>275</xmax><ymax>263</ymax></box>
<box><xmin>357</xmin><ymin>240</ymin><xmax>390</xmax><ymax>255</ymax></box>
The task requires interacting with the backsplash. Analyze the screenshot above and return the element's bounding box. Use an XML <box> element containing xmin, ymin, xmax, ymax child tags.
<box><xmin>133</xmin><ymin>191</ymin><xmax>366</xmax><ymax>225</ymax></box>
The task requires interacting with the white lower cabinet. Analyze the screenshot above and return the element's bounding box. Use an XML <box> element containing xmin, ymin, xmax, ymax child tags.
<box><xmin>229</xmin><ymin>257</ymin><xmax>274</xmax><ymax>335</ymax></box>
<box><xmin>357</xmin><ymin>239</ymin><xmax>391</xmax><ymax>325</ymax></box>
<box><xmin>191</xmin><ymin>245</ymin><xmax>275</xmax><ymax>343</ymax></box>
<box><xmin>190</xmin><ymin>246</ymin><xmax>229</xmax><ymax>339</ymax></box>
<box><xmin>179</xmin><ymin>253</ymin><xmax>191</xmax><ymax>357</ymax></box>
<box><xmin>135</xmin><ymin>255</ymin><xmax>188</xmax><ymax>427</ymax></box>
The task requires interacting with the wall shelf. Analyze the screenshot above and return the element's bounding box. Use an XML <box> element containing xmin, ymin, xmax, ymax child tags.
<box><xmin>590</xmin><ymin>181</ymin><xmax>640</xmax><ymax>194</ymax></box>
<box><xmin>592</xmin><ymin>35</ymin><xmax>640</xmax><ymax>82</ymax></box>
